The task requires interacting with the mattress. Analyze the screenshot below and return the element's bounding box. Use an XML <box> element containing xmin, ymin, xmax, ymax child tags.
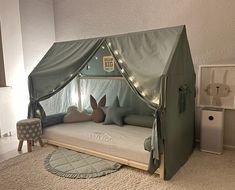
<box><xmin>42</xmin><ymin>122</ymin><xmax>151</xmax><ymax>164</ymax></box>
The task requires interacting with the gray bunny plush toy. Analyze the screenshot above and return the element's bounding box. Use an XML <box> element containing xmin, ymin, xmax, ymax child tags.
<box><xmin>205</xmin><ymin>70</ymin><xmax>230</xmax><ymax>106</ymax></box>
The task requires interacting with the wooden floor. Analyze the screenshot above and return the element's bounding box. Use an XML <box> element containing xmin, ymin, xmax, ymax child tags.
<box><xmin>0</xmin><ymin>135</ymin><xmax>27</xmax><ymax>162</ymax></box>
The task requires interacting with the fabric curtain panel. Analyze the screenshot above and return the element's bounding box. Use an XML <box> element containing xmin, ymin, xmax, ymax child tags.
<box><xmin>40</xmin><ymin>77</ymin><xmax>79</xmax><ymax>115</ymax></box>
<box><xmin>28</xmin><ymin>25</ymin><xmax>184</xmax><ymax>112</ymax></box>
<box><xmin>79</xmin><ymin>79</ymin><xmax>153</xmax><ymax>115</ymax></box>
<box><xmin>29</xmin><ymin>38</ymin><xmax>104</xmax><ymax>101</ymax></box>
<box><xmin>105</xmin><ymin>26</ymin><xmax>183</xmax><ymax>108</ymax></box>
<box><xmin>28</xmin><ymin>38</ymin><xmax>104</xmax><ymax>117</ymax></box>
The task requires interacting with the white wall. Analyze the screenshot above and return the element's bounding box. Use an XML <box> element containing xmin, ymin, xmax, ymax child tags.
<box><xmin>0</xmin><ymin>0</ymin><xmax>27</xmax><ymax>134</ymax></box>
<box><xmin>0</xmin><ymin>24</ymin><xmax>6</xmax><ymax>87</ymax></box>
<box><xmin>19</xmin><ymin>0</ymin><xmax>55</xmax><ymax>75</ymax></box>
<box><xmin>53</xmin><ymin>0</ymin><xmax>235</xmax><ymax>147</ymax></box>
<box><xmin>0</xmin><ymin>0</ymin><xmax>26</xmax><ymax>88</ymax></box>
<box><xmin>0</xmin><ymin>87</ymin><xmax>15</xmax><ymax>136</ymax></box>
<box><xmin>0</xmin><ymin>0</ymin><xmax>55</xmax><ymax>135</ymax></box>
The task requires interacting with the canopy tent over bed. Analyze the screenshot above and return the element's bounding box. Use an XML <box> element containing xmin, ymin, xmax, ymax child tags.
<box><xmin>28</xmin><ymin>25</ymin><xmax>195</xmax><ymax>180</ymax></box>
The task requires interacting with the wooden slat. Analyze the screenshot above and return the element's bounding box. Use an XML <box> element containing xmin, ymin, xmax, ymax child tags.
<box><xmin>79</xmin><ymin>76</ymin><xmax>124</xmax><ymax>80</ymax></box>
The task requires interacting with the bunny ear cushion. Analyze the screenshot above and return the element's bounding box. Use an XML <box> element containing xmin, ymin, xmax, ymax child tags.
<box><xmin>90</xmin><ymin>95</ymin><xmax>106</xmax><ymax>109</ymax></box>
<box><xmin>90</xmin><ymin>95</ymin><xmax>106</xmax><ymax>123</ymax></box>
<box><xmin>90</xmin><ymin>95</ymin><xmax>98</xmax><ymax>109</ymax></box>
<box><xmin>98</xmin><ymin>95</ymin><xmax>106</xmax><ymax>107</ymax></box>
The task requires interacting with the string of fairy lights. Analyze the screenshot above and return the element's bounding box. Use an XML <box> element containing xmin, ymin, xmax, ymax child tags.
<box><xmin>108</xmin><ymin>42</ymin><xmax>160</xmax><ymax>106</ymax></box>
<box><xmin>49</xmin><ymin>42</ymin><xmax>160</xmax><ymax>106</ymax></box>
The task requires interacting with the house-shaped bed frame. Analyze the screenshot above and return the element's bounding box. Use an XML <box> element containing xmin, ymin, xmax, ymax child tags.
<box><xmin>28</xmin><ymin>25</ymin><xmax>195</xmax><ymax>180</ymax></box>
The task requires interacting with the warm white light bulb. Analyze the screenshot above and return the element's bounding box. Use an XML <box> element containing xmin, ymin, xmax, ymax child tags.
<box><xmin>108</xmin><ymin>42</ymin><xmax>112</xmax><ymax>47</ymax></box>
<box><xmin>118</xmin><ymin>59</ymin><xmax>123</xmax><ymax>64</ymax></box>
<box><xmin>52</xmin><ymin>89</ymin><xmax>55</xmax><ymax>92</ymax></box>
<box><xmin>114</xmin><ymin>50</ymin><xmax>119</xmax><ymax>55</ymax></box>
<box><xmin>152</xmin><ymin>97</ymin><xmax>160</xmax><ymax>105</ymax></box>
<box><xmin>95</xmin><ymin>56</ymin><xmax>98</xmax><ymax>60</ymax></box>
<box><xmin>101</xmin><ymin>46</ymin><xmax>105</xmax><ymax>49</ymax></box>
<box><xmin>70</xmin><ymin>74</ymin><xmax>73</xmax><ymax>77</ymax></box>
<box><xmin>141</xmin><ymin>91</ymin><xmax>147</xmax><ymax>97</ymax></box>
<box><xmin>129</xmin><ymin>76</ymin><xmax>134</xmax><ymax>82</ymax></box>
<box><xmin>134</xmin><ymin>82</ymin><xmax>139</xmax><ymax>88</ymax></box>
<box><xmin>120</xmin><ymin>69</ymin><xmax>125</xmax><ymax>73</ymax></box>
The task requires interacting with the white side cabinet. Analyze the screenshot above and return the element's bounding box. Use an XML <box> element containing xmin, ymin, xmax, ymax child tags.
<box><xmin>200</xmin><ymin>108</ymin><xmax>224</xmax><ymax>154</ymax></box>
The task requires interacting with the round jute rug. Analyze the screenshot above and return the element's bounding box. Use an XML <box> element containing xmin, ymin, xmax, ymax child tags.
<box><xmin>44</xmin><ymin>148</ymin><xmax>122</xmax><ymax>179</ymax></box>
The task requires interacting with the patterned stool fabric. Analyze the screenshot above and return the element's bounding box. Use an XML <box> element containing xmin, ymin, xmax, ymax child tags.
<box><xmin>17</xmin><ymin>118</ymin><xmax>42</xmax><ymax>140</ymax></box>
<box><xmin>16</xmin><ymin>118</ymin><xmax>43</xmax><ymax>152</ymax></box>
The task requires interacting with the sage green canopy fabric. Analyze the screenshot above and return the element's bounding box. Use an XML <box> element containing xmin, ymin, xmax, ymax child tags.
<box><xmin>28</xmin><ymin>38</ymin><xmax>104</xmax><ymax>100</ymax></box>
<box><xmin>28</xmin><ymin>25</ymin><xmax>195</xmax><ymax>180</ymax></box>
<box><xmin>106</xmin><ymin>27</ymin><xmax>181</xmax><ymax>106</ymax></box>
<box><xmin>28</xmin><ymin>25</ymin><xmax>183</xmax><ymax>106</ymax></box>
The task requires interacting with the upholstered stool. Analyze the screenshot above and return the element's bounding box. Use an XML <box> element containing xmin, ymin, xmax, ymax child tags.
<box><xmin>16</xmin><ymin>118</ymin><xmax>44</xmax><ymax>152</ymax></box>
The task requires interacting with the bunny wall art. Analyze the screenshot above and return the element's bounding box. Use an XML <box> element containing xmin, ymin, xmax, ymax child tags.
<box><xmin>205</xmin><ymin>70</ymin><xmax>230</xmax><ymax>106</ymax></box>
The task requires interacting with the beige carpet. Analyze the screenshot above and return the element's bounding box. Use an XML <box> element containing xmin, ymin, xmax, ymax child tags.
<box><xmin>0</xmin><ymin>145</ymin><xmax>235</xmax><ymax>190</ymax></box>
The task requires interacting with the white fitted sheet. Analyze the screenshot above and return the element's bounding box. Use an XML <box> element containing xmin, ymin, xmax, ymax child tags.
<box><xmin>43</xmin><ymin>122</ymin><xmax>151</xmax><ymax>164</ymax></box>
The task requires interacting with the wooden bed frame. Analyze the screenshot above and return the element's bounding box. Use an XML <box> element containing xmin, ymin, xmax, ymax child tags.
<box><xmin>43</xmin><ymin>138</ymin><xmax>164</xmax><ymax>179</ymax></box>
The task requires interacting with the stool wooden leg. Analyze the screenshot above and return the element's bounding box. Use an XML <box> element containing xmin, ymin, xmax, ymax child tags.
<box><xmin>18</xmin><ymin>140</ymin><xmax>23</xmax><ymax>151</ymax></box>
<box><xmin>27</xmin><ymin>140</ymin><xmax>32</xmax><ymax>152</ymax></box>
<box><xmin>38</xmin><ymin>137</ymin><xmax>44</xmax><ymax>147</ymax></box>
<box><xmin>31</xmin><ymin>140</ymin><xmax>34</xmax><ymax>146</ymax></box>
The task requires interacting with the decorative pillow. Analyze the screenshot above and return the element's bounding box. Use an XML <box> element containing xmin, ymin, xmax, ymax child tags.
<box><xmin>102</xmin><ymin>97</ymin><xmax>129</xmax><ymax>126</ymax></box>
<box><xmin>63</xmin><ymin>106</ymin><xmax>91</xmax><ymax>123</ymax></box>
<box><xmin>67</xmin><ymin>106</ymin><xmax>78</xmax><ymax>113</ymax></box>
<box><xmin>90</xmin><ymin>95</ymin><xmax>106</xmax><ymax>123</ymax></box>
<box><xmin>124</xmin><ymin>114</ymin><xmax>154</xmax><ymax>128</ymax></box>
<box><xmin>42</xmin><ymin>113</ymin><xmax>66</xmax><ymax>128</ymax></box>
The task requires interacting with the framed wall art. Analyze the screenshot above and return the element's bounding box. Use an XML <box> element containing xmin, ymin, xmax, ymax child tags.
<box><xmin>198</xmin><ymin>64</ymin><xmax>235</xmax><ymax>109</ymax></box>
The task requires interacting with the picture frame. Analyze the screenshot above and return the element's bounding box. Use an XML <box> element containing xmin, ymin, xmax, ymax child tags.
<box><xmin>198</xmin><ymin>64</ymin><xmax>235</xmax><ymax>110</ymax></box>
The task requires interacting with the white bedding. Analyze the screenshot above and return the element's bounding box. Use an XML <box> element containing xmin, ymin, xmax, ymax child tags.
<box><xmin>42</xmin><ymin>122</ymin><xmax>151</xmax><ymax>164</ymax></box>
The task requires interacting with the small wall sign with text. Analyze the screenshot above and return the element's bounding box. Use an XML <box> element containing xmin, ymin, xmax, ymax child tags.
<box><xmin>103</xmin><ymin>56</ymin><xmax>115</xmax><ymax>72</ymax></box>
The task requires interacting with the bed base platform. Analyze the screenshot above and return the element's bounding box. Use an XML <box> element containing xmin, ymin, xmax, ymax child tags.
<box><xmin>44</xmin><ymin>139</ymin><xmax>164</xmax><ymax>179</ymax></box>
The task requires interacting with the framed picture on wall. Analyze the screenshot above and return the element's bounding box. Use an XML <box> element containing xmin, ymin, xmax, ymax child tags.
<box><xmin>198</xmin><ymin>64</ymin><xmax>235</xmax><ymax>109</ymax></box>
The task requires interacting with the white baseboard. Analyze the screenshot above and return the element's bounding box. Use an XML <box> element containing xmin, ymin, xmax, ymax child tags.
<box><xmin>195</xmin><ymin>139</ymin><xmax>235</xmax><ymax>150</ymax></box>
<box><xmin>223</xmin><ymin>144</ymin><xmax>235</xmax><ymax>150</ymax></box>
